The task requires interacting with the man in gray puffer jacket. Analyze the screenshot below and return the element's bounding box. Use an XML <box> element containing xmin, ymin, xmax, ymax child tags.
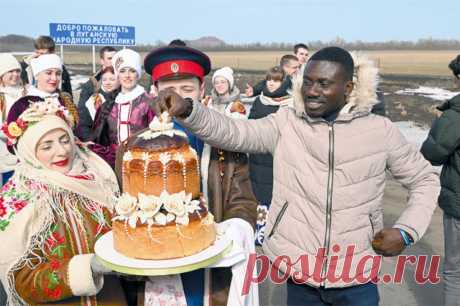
<box><xmin>153</xmin><ymin>47</ymin><xmax>440</xmax><ymax>306</ymax></box>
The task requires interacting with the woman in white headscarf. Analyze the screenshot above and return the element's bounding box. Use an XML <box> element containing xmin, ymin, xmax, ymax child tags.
<box><xmin>0</xmin><ymin>101</ymin><xmax>127</xmax><ymax>305</ymax></box>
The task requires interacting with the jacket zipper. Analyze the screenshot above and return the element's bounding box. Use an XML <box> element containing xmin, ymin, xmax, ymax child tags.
<box><xmin>268</xmin><ymin>201</ymin><xmax>289</xmax><ymax>239</ymax></box>
<box><xmin>320</xmin><ymin>123</ymin><xmax>335</xmax><ymax>285</ymax></box>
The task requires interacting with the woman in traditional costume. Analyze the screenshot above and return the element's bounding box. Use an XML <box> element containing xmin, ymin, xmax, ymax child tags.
<box><xmin>7</xmin><ymin>53</ymin><xmax>78</xmax><ymax>128</ymax></box>
<box><xmin>0</xmin><ymin>101</ymin><xmax>127</xmax><ymax>305</ymax></box>
<box><xmin>90</xmin><ymin>49</ymin><xmax>155</xmax><ymax>168</ymax></box>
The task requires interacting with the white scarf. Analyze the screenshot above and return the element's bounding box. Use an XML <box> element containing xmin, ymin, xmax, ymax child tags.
<box><xmin>115</xmin><ymin>85</ymin><xmax>145</xmax><ymax>104</ymax></box>
<box><xmin>27</xmin><ymin>86</ymin><xmax>61</xmax><ymax>106</ymax></box>
<box><xmin>85</xmin><ymin>93</ymin><xmax>106</xmax><ymax>120</ymax></box>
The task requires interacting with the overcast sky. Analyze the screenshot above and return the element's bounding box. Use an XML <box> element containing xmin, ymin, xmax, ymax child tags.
<box><xmin>1</xmin><ymin>0</ymin><xmax>458</xmax><ymax>44</ymax></box>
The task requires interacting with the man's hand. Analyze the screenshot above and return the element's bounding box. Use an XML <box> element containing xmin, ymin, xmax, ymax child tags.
<box><xmin>371</xmin><ymin>228</ymin><xmax>406</xmax><ymax>256</ymax></box>
<box><xmin>150</xmin><ymin>89</ymin><xmax>193</xmax><ymax>119</ymax></box>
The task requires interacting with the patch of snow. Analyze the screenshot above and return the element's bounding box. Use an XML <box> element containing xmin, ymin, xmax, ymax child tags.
<box><xmin>70</xmin><ymin>73</ymin><xmax>89</xmax><ymax>91</ymax></box>
<box><xmin>394</xmin><ymin>121</ymin><xmax>429</xmax><ymax>149</ymax></box>
<box><xmin>395</xmin><ymin>86</ymin><xmax>459</xmax><ymax>101</ymax></box>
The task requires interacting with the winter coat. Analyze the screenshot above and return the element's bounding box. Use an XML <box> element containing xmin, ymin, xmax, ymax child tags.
<box><xmin>20</xmin><ymin>58</ymin><xmax>73</xmax><ymax>98</ymax></box>
<box><xmin>421</xmin><ymin>93</ymin><xmax>460</xmax><ymax>218</ymax></box>
<box><xmin>77</xmin><ymin>87</ymin><xmax>119</xmax><ymax>141</ymax></box>
<box><xmin>250</xmin><ymin>77</ymin><xmax>292</xmax><ymax>97</ymax></box>
<box><xmin>178</xmin><ymin>53</ymin><xmax>440</xmax><ymax>288</ymax></box>
<box><xmin>248</xmin><ymin>83</ymin><xmax>291</xmax><ymax>205</ymax></box>
<box><xmin>205</xmin><ymin>86</ymin><xmax>248</xmax><ymax>118</ymax></box>
<box><xmin>78</xmin><ymin>70</ymin><xmax>103</xmax><ymax>109</ymax></box>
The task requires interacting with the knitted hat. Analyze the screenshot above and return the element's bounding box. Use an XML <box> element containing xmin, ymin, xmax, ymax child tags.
<box><xmin>112</xmin><ymin>49</ymin><xmax>142</xmax><ymax>79</ymax></box>
<box><xmin>212</xmin><ymin>67</ymin><xmax>234</xmax><ymax>89</ymax></box>
<box><xmin>30</xmin><ymin>54</ymin><xmax>62</xmax><ymax>76</ymax></box>
<box><xmin>0</xmin><ymin>53</ymin><xmax>21</xmax><ymax>77</ymax></box>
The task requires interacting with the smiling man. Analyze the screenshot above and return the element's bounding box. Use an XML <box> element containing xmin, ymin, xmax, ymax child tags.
<box><xmin>153</xmin><ymin>46</ymin><xmax>440</xmax><ymax>306</ymax></box>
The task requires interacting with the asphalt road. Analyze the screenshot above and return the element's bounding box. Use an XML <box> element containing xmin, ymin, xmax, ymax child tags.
<box><xmin>258</xmin><ymin>178</ymin><xmax>444</xmax><ymax>306</ymax></box>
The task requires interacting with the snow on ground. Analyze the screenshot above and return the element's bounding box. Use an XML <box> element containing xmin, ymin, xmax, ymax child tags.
<box><xmin>70</xmin><ymin>74</ymin><xmax>89</xmax><ymax>91</ymax></box>
<box><xmin>394</xmin><ymin>121</ymin><xmax>429</xmax><ymax>148</ymax></box>
<box><xmin>395</xmin><ymin>86</ymin><xmax>459</xmax><ymax>101</ymax></box>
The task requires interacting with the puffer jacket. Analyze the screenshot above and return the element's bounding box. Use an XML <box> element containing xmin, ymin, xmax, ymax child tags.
<box><xmin>179</xmin><ymin>53</ymin><xmax>440</xmax><ymax>288</ymax></box>
<box><xmin>421</xmin><ymin>93</ymin><xmax>460</xmax><ymax>218</ymax></box>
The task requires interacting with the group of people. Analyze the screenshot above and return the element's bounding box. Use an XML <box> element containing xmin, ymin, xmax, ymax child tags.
<box><xmin>0</xmin><ymin>33</ymin><xmax>458</xmax><ymax>306</ymax></box>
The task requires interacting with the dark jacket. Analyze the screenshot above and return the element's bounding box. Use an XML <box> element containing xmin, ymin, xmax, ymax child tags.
<box><xmin>77</xmin><ymin>87</ymin><xmax>119</xmax><ymax>141</ymax></box>
<box><xmin>250</xmin><ymin>77</ymin><xmax>292</xmax><ymax>97</ymax></box>
<box><xmin>78</xmin><ymin>70</ymin><xmax>103</xmax><ymax>110</ymax></box>
<box><xmin>248</xmin><ymin>81</ymin><xmax>291</xmax><ymax>205</ymax></box>
<box><xmin>421</xmin><ymin>94</ymin><xmax>460</xmax><ymax>218</ymax></box>
<box><xmin>20</xmin><ymin>60</ymin><xmax>73</xmax><ymax>98</ymax></box>
<box><xmin>207</xmin><ymin>148</ymin><xmax>257</xmax><ymax>306</ymax></box>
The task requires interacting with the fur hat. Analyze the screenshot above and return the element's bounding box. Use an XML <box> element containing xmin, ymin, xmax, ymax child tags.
<box><xmin>0</xmin><ymin>53</ymin><xmax>21</xmax><ymax>77</ymax></box>
<box><xmin>212</xmin><ymin>67</ymin><xmax>234</xmax><ymax>89</ymax></box>
<box><xmin>30</xmin><ymin>54</ymin><xmax>62</xmax><ymax>76</ymax></box>
<box><xmin>112</xmin><ymin>49</ymin><xmax>142</xmax><ymax>79</ymax></box>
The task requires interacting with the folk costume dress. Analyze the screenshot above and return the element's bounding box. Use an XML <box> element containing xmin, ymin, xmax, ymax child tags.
<box><xmin>0</xmin><ymin>102</ymin><xmax>126</xmax><ymax>305</ymax></box>
<box><xmin>90</xmin><ymin>85</ymin><xmax>155</xmax><ymax>168</ymax></box>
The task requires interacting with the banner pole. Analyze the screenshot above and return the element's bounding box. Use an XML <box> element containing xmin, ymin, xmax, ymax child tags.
<box><xmin>92</xmin><ymin>45</ymin><xmax>96</xmax><ymax>74</ymax></box>
<box><xmin>60</xmin><ymin>45</ymin><xmax>64</xmax><ymax>62</ymax></box>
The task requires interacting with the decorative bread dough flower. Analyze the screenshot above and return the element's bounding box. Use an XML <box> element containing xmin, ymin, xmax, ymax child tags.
<box><xmin>128</xmin><ymin>212</ymin><xmax>139</xmax><ymax>228</ymax></box>
<box><xmin>166</xmin><ymin>213</ymin><xmax>176</xmax><ymax>223</ymax></box>
<box><xmin>115</xmin><ymin>193</ymin><xmax>137</xmax><ymax>217</ymax></box>
<box><xmin>148</xmin><ymin>113</ymin><xmax>174</xmax><ymax>132</ymax></box>
<box><xmin>138</xmin><ymin>193</ymin><xmax>162</xmax><ymax>223</ymax></box>
<box><xmin>186</xmin><ymin>199</ymin><xmax>201</xmax><ymax>214</ymax></box>
<box><xmin>154</xmin><ymin>212</ymin><xmax>167</xmax><ymax>226</ymax></box>
<box><xmin>163</xmin><ymin>191</ymin><xmax>186</xmax><ymax>217</ymax></box>
<box><xmin>7</xmin><ymin>122</ymin><xmax>22</xmax><ymax>137</ymax></box>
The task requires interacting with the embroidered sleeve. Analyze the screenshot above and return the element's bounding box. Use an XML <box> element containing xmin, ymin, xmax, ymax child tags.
<box><xmin>13</xmin><ymin>224</ymin><xmax>102</xmax><ymax>303</ymax></box>
<box><xmin>14</xmin><ymin>255</ymin><xmax>74</xmax><ymax>303</ymax></box>
<box><xmin>13</xmin><ymin>225</ymin><xmax>74</xmax><ymax>303</ymax></box>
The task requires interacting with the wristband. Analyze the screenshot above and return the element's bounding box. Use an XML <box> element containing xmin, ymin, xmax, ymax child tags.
<box><xmin>399</xmin><ymin>229</ymin><xmax>413</xmax><ymax>246</ymax></box>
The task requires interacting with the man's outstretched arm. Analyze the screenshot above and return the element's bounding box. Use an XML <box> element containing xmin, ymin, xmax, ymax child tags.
<box><xmin>153</xmin><ymin>89</ymin><xmax>281</xmax><ymax>154</ymax></box>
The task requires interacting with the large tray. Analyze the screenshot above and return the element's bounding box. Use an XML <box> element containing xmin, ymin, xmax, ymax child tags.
<box><xmin>94</xmin><ymin>231</ymin><xmax>232</xmax><ymax>276</ymax></box>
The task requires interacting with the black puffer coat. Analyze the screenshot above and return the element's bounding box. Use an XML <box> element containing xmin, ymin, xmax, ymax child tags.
<box><xmin>421</xmin><ymin>93</ymin><xmax>460</xmax><ymax>218</ymax></box>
